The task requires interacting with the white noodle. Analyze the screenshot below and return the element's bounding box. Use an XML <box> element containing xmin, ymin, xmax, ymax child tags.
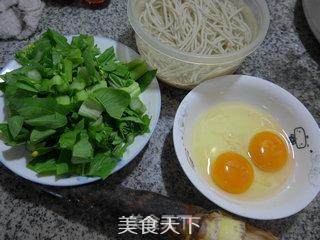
<box><xmin>139</xmin><ymin>0</ymin><xmax>252</xmax><ymax>55</ymax></box>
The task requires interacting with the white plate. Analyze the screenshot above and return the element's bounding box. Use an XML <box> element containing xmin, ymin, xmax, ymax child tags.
<box><xmin>303</xmin><ymin>0</ymin><xmax>320</xmax><ymax>43</ymax></box>
<box><xmin>0</xmin><ymin>36</ymin><xmax>161</xmax><ymax>186</ymax></box>
<box><xmin>173</xmin><ymin>75</ymin><xmax>320</xmax><ymax>220</ymax></box>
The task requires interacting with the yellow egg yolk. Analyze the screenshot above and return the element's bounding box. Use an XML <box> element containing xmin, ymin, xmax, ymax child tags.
<box><xmin>249</xmin><ymin>131</ymin><xmax>288</xmax><ymax>172</ymax></box>
<box><xmin>211</xmin><ymin>152</ymin><xmax>254</xmax><ymax>194</ymax></box>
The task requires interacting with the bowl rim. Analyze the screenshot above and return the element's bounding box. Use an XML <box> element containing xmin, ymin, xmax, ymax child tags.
<box><xmin>127</xmin><ymin>0</ymin><xmax>271</xmax><ymax>64</ymax></box>
<box><xmin>173</xmin><ymin>75</ymin><xmax>320</xmax><ymax>220</ymax></box>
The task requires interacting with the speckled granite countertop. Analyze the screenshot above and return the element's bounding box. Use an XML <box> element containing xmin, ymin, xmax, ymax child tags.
<box><xmin>0</xmin><ymin>0</ymin><xmax>319</xmax><ymax>239</ymax></box>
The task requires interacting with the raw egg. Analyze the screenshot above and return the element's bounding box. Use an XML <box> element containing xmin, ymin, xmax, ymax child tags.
<box><xmin>249</xmin><ymin>131</ymin><xmax>288</xmax><ymax>172</ymax></box>
<box><xmin>211</xmin><ymin>152</ymin><xmax>254</xmax><ymax>194</ymax></box>
<box><xmin>190</xmin><ymin>103</ymin><xmax>293</xmax><ymax>200</ymax></box>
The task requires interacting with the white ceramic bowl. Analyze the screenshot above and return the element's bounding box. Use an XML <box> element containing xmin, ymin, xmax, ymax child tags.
<box><xmin>0</xmin><ymin>36</ymin><xmax>161</xmax><ymax>187</ymax></box>
<box><xmin>173</xmin><ymin>75</ymin><xmax>320</xmax><ymax>219</ymax></box>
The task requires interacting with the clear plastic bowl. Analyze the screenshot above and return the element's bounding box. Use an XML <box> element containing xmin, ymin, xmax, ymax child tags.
<box><xmin>127</xmin><ymin>0</ymin><xmax>270</xmax><ymax>89</ymax></box>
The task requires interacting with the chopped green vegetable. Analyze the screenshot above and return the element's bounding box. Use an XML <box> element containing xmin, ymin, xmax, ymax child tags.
<box><xmin>130</xmin><ymin>97</ymin><xmax>147</xmax><ymax>114</ymax></box>
<box><xmin>8</xmin><ymin>116</ymin><xmax>24</xmax><ymax>139</ymax></box>
<box><xmin>27</xmin><ymin>158</ymin><xmax>56</xmax><ymax>175</ymax></box>
<box><xmin>30</xmin><ymin>129</ymin><xmax>56</xmax><ymax>144</ymax></box>
<box><xmin>121</xmin><ymin>82</ymin><xmax>141</xmax><ymax>99</ymax></box>
<box><xmin>72</xmin><ymin>137</ymin><xmax>93</xmax><ymax>163</ymax></box>
<box><xmin>78</xmin><ymin>98</ymin><xmax>104</xmax><ymax>120</ymax></box>
<box><xmin>56</xmin><ymin>95</ymin><xmax>71</xmax><ymax>106</ymax></box>
<box><xmin>97</xmin><ymin>47</ymin><xmax>115</xmax><ymax>64</ymax></box>
<box><xmin>59</xmin><ymin>129</ymin><xmax>79</xmax><ymax>149</ymax></box>
<box><xmin>25</xmin><ymin>113</ymin><xmax>67</xmax><ymax>129</ymax></box>
<box><xmin>137</xmin><ymin>69</ymin><xmax>157</xmax><ymax>92</ymax></box>
<box><xmin>94</xmin><ymin>88</ymin><xmax>131</xmax><ymax>119</ymax></box>
<box><xmin>56</xmin><ymin>150</ymin><xmax>71</xmax><ymax>175</ymax></box>
<box><xmin>88</xmin><ymin>152</ymin><xmax>118</xmax><ymax>179</ymax></box>
<box><xmin>27</xmin><ymin>69</ymin><xmax>42</xmax><ymax>81</ymax></box>
<box><xmin>75</xmin><ymin>90</ymin><xmax>88</xmax><ymax>102</ymax></box>
<box><xmin>130</xmin><ymin>61</ymin><xmax>148</xmax><ymax>81</ymax></box>
<box><xmin>0</xmin><ymin>29</ymin><xmax>155</xmax><ymax>179</ymax></box>
<box><xmin>63</xmin><ymin>59</ymin><xmax>73</xmax><ymax>82</ymax></box>
<box><xmin>127</xmin><ymin>58</ymin><xmax>145</xmax><ymax>70</ymax></box>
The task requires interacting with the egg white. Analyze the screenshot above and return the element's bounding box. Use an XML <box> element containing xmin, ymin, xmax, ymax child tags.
<box><xmin>190</xmin><ymin>102</ymin><xmax>293</xmax><ymax>200</ymax></box>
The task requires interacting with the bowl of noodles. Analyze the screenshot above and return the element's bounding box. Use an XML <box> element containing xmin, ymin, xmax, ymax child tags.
<box><xmin>127</xmin><ymin>0</ymin><xmax>270</xmax><ymax>89</ymax></box>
